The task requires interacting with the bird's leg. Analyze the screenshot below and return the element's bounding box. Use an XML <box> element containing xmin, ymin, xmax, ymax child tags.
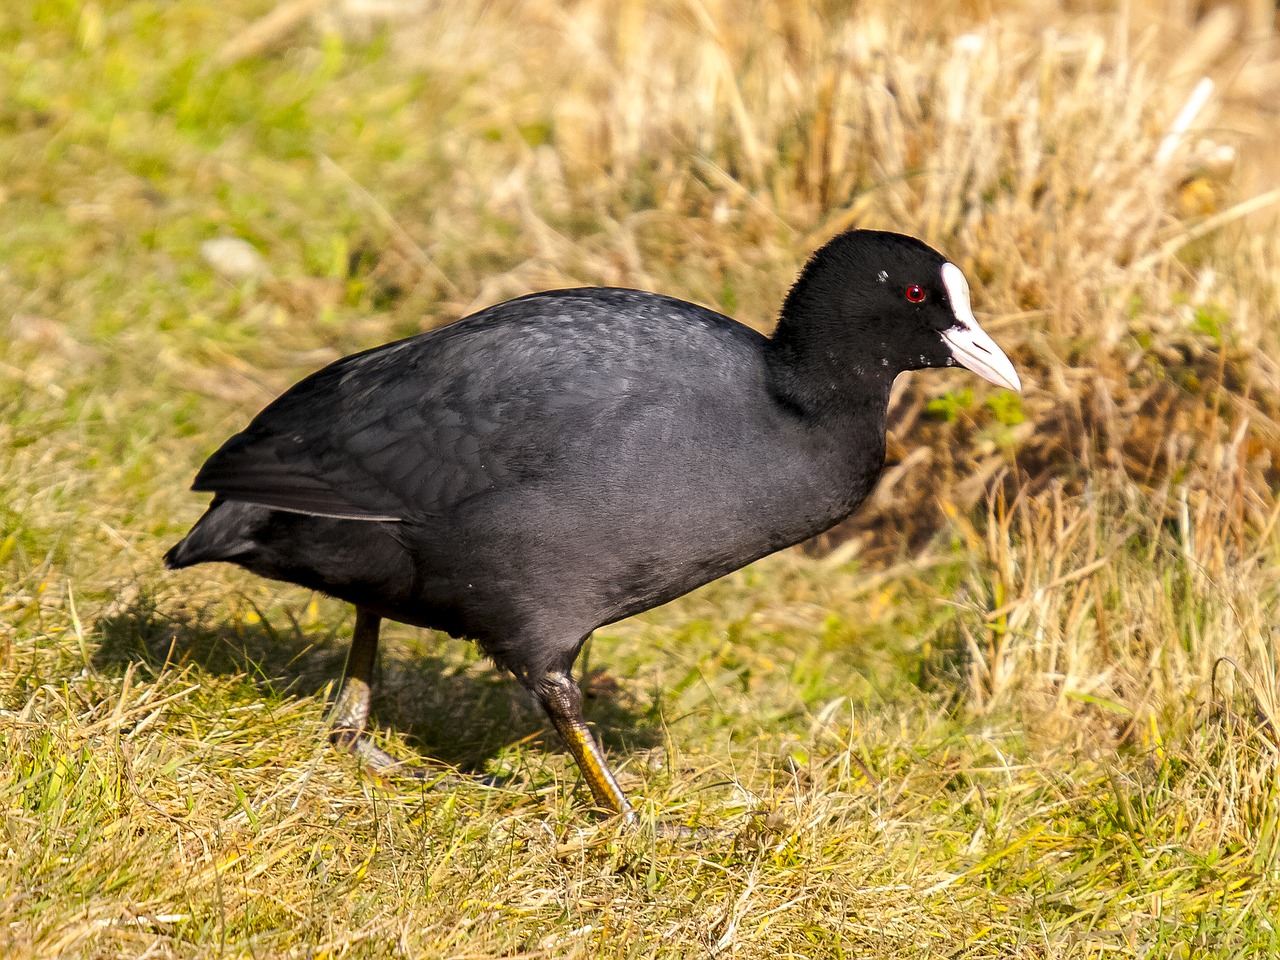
<box><xmin>329</xmin><ymin>609</ymin><xmax>504</xmax><ymax>792</ymax></box>
<box><xmin>537</xmin><ymin>671</ymin><xmax>636</xmax><ymax>823</ymax></box>
<box><xmin>328</xmin><ymin>607</ymin><xmax>408</xmax><ymax>774</ymax></box>
<box><xmin>538</xmin><ymin>672</ymin><xmax>728</xmax><ymax>841</ymax></box>
<box><xmin>330</xmin><ymin>607</ymin><xmax>380</xmax><ymax>748</ymax></box>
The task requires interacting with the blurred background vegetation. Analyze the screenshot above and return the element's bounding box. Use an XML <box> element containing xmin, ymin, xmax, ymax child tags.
<box><xmin>3</xmin><ymin>1</ymin><xmax>1280</xmax><ymax>956</ymax></box>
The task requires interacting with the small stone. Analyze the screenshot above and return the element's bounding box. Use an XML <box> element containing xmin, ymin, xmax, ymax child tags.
<box><xmin>200</xmin><ymin>237</ymin><xmax>268</xmax><ymax>282</ymax></box>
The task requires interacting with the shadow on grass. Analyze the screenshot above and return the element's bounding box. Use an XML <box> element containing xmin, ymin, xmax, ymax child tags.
<box><xmin>90</xmin><ymin>595</ymin><xmax>660</xmax><ymax>773</ymax></box>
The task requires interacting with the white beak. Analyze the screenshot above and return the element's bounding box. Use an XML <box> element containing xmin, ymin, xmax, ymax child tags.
<box><xmin>939</xmin><ymin>262</ymin><xmax>1021</xmax><ymax>392</ymax></box>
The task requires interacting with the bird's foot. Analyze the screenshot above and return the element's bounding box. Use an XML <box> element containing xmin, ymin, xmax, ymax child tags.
<box><xmin>614</xmin><ymin>809</ymin><xmax>732</xmax><ymax>842</ymax></box>
<box><xmin>331</xmin><ymin>727</ymin><xmax>505</xmax><ymax>790</ymax></box>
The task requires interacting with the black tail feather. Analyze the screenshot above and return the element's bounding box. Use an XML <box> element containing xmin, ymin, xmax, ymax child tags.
<box><xmin>163</xmin><ymin>541</ymin><xmax>190</xmax><ymax>570</ymax></box>
<box><xmin>164</xmin><ymin>499</ymin><xmax>260</xmax><ymax>570</ymax></box>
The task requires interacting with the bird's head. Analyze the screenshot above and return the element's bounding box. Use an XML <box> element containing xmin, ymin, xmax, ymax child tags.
<box><xmin>773</xmin><ymin>230</ymin><xmax>1021</xmax><ymax>399</ymax></box>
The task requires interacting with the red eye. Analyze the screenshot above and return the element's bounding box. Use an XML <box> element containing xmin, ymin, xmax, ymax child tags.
<box><xmin>905</xmin><ymin>284</ymin><xmax>925</xmax><ymax>303</ymax></box>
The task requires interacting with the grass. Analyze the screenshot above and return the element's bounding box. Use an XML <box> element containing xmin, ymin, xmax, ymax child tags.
<box><xmin>3</xmin><ymin>0</ymin><xmax>1280</xmax><ymax>955</ymax></box>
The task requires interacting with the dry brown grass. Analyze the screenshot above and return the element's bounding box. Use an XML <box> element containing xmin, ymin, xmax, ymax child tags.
<box><xmin>3</xmin><ymin>0</ymin><xmax>1280</xmax><ymax>956</ymax></box>
<box><xmin>330</xmin><ymin>0</ymin><xmax>1280</xmax><ymax>552</ymax></box>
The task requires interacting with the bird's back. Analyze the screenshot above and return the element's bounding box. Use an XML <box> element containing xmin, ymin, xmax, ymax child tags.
<box><xmin>192</xmin><ymin>288</ymin><xmax>773</xmax><ymax>525</ymax></box>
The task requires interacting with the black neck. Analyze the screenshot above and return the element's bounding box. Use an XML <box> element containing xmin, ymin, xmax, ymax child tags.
<box><xmin>764</xmin><ymin>297</ymin><xmax>894</xmax><ymax>426</ymax></box>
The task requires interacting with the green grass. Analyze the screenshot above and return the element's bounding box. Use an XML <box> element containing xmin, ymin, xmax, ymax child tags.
<box><xmin>3</xmin><ymin>0</ymin><xmax>1280</xmax><ymax>956</ymax></box>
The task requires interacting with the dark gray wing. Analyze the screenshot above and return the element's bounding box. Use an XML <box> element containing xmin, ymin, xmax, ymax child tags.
<box><xmin>192</xmin><ymin>290</ymin><xmax>735</xmax><ymax>522</ymax></box>
<box><xmin>193</xmin><ymin>334</ymin><xmax>544</xmax><ymax>521</ymax></box>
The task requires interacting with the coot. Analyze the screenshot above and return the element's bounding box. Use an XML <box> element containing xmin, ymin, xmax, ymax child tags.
<box><xmin>166</xmin><ymin>229</ymin><xmax>1020</xmax><ymax>820</ymax></box>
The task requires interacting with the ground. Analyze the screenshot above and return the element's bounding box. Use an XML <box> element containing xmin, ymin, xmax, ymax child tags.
<box><xmin>2</xmin><ymin>1</ymin><xmax>1280</xmax><ymax>957</ymax></box>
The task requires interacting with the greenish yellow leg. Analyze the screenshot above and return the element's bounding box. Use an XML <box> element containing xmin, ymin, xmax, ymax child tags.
<box><xmin>539</xmin><ymin>672</ymin><xmax>636</xmax><ymax>822</ymax></box>
<box><xmin>330</xmin><ymin>608</ymin><xmax>380</xmax><ymax>747</ymax></box>
<box><xmin>329</xmin><ymin>608</ymin><xmax>408</xmax><ymax>773</ymax></box>
<box><xmin>331</xmin><ymin>608</ymin><xmax>502</xmax><ymax>789</ymax></box>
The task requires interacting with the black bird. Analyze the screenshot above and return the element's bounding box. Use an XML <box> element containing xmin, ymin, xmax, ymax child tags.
<box><xmin>166</xmin><ymin>229</ymin><xmax>1020</xmax><ymax>821</ymax></box>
